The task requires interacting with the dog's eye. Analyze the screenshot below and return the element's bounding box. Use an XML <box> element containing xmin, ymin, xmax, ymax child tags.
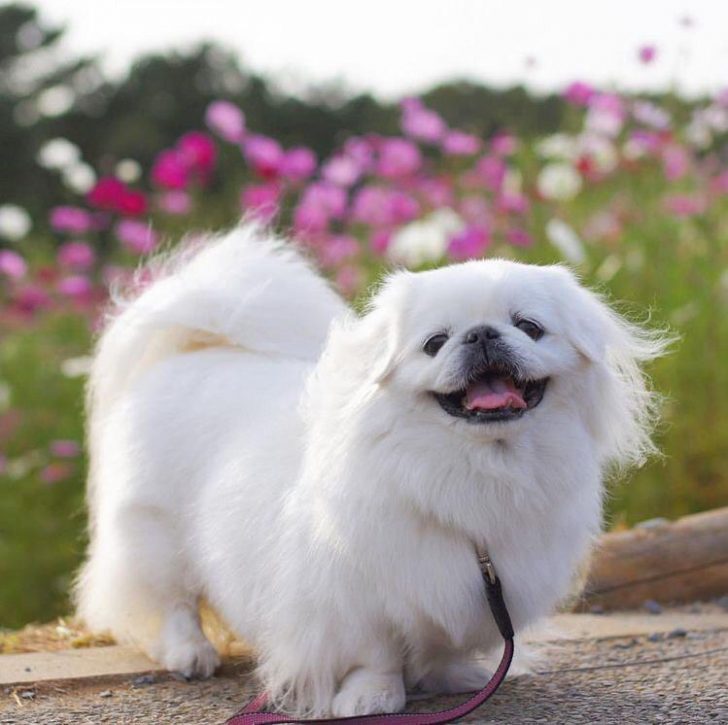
<box><xmin>515</xmin><ymin>319</ymin><xmax>544</xmax><ymax>341</ymax></box>
<box><xmin>423</xmin><ymin>333</ymin><xmax>449</xmax><ymax>357</ymax></box>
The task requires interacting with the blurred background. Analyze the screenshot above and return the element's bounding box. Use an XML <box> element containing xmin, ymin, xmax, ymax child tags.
<box><xmin>0</xmin><ymin>1</ymin><xmax>726</xmax><ymax>629</ymax></box>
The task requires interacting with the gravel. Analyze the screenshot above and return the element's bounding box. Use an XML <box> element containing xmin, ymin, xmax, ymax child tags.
<box><xmin>2</xmin><ymin>627</ymin><xmax>727</xmax><ymax>724</ymax></box>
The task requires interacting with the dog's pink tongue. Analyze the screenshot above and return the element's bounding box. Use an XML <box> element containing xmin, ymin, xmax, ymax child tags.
<box><xmin>464</xmin><ymin>377</ymin><xmax>527</xmax><ymax>411</ymax></box>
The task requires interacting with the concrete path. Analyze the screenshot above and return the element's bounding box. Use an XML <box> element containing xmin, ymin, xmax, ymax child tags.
<box><xmin>2</xmin><ymin>609</ymin><xmax>727</xmax><ymax>724</ymax></box>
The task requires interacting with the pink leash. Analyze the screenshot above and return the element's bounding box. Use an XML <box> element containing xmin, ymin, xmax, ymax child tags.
<box><xmin>226</xmin><ymin>551</ymin><xmax>514</xmax><ymax>725</ymax></box>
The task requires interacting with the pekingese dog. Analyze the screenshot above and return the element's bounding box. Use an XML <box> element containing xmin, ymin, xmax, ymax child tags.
<box><xmin>77</xmin><ymin>224</ymin><xmax>665</xmax><ymax>716</ymax></box>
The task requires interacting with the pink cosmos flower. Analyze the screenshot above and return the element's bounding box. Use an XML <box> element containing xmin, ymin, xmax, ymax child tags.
<box><xmin>490</xmin><ymin>133</ymin><xmax>519</xmax><ymax>157</ymax></box>
<box><xmin>638</xmin><ymin>45</ymin><xmax>657</xmax><ymax>64</ymax></box>
<box><xmin>57</xmin><ymin>274</ymin><xmax>92</xmax><ymax>300</ymax></box>
<box><xmin>664</xmin><ymin>194</ymin><xmax>706</xmax><ymax>217</ymax></box>
<box><xmin>376</xmin><ymin>138</ymin><xmax>421</xmax><ymax>178</ymax></box>
<box><xmin>115</xmin><ymin>219</ymin><xmax>159</xmax><ymax>254</ymax></box>
<box><xmin>241</xmin><ymin>182</ymin><xmax>281</xmax><ymax>223</ymax></box>
<box><xmin>13</xmin><ymin>284</ymin><xmax>49</xmax><ymax>314</ymax></box>
<box><xmin>505</xmin><ymin>228</ymin><xmax>533</xmax><ymax>247</ymax></box>
<box><xmin>50</xmin><ymin>440</ymin><xmax>81</xmax><ymax>458</ymax></box>
<box><xmin>158</xmin><ymin>190</ymin><xmax>192</xmax><ymax>215</ymax></box>
<box><xmin>370</xmin><ymin>229</ymin><xmax>392</xmax><ymax>255</ymax></box>
<box><xmin>40</xmin><ymin>462</ymin><xmax>74</xmax><ymax>484</ymax></box>
<box><xmin>711</xmin><ymin>170</ymin><xmax>728</xmax><ymax>194</ymax></box>
<box><xmin>57</xmin><ymin>241</ymin><xmax>95</xmax><ymax>270</ymax></box>
<box><xmin>448</xmin><ymin>226</ymin><xmax>490</xmax><ymax>261</ymax></box>
<box><xmin>205</xmin><ymin>100</ymin><xmax>246</xmax><ymax>143</ymax></box>
<box><xmin>244</xmin><ymin>135</ymin><xmax>284</xmax><ymax>179</ymax></box>
<box><xmin>177</xmin><ymin>132</ymin><xmax>216</xmax><ymax>175</ymax></box>
<box><xmin>151</xmin><ymin>150</ymin><xmax>189</xmax><ymax>189</ymax></box>
<box><xmin>563</xmin><ymin>81</ymin><xmax>595</xmax><ymax>107</ymax></box>
<box><xmin>0</xmin><ymin>250</ymin><xmax>27</xmax><ymax>278</ymax></box>
<box><xmin>498</xmin><ymin>192</ymin><xmax>529</xmax><ymax>215</ymax></box>
<box><xmin>50</xmin><ymin>206</ymin><xmax>93</xmax><ymax>234</ymax></box>
<box><xmin>475</xmin><ymin>156</ymin><xmax>507</xmax><ymax>191</ymax></box>
<box><xmin>400</xmin><ymin>98</ymin><xmax>447</xmax><ymax>143</ymax></box>
<box><xmin>280</xmin><ymin>147</ymin><xmax>317</xmax><ymax>181</ymax></box>
<box><xmin>351</xmin><ymin>186</ymin><xmax>418</xmax><ymax>227</ymax></box>
<box><xmin>662</xmin><ymin>145</ymin><xmax>690</xmax><ymax>181</ymax></box>
<box><xmin>335</xmin><ymin>265</ymin><xmax>363</xmax><ymax>297</ymax></box>
<box><xmin>319</xmin><ymin>234</ymin><xmax>359</xmax><ymax>268</ymax></box>
<box><xmin>322</xmin><ymin>155</ymin><xmax>361</xmax><ymax>187</ymax></box>
<box><xmin>343</xmin><ymin>137</ymin><xmax>375</xmax><ymax>173</ymax></box>
<box><xmin>417</xmin><ymin>177</ymin><xmax>454</xmax><ymax>207</ymax></box>
<box><xmin>300</xmin><ymin>183</ymin><xmax>347</xmax><ymax>219</ymax></box>
<box><xmin>442</xmin><ymin>131</ymin><xmax>482</xmax><ymax>156</ymax></box>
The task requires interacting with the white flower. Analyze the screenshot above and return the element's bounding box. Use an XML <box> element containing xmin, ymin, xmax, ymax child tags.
<box><xmin>536</xmin><ymin>134</ymin><xmax>578</xmax><ymax>160</ymax></box>
<box><xmin>580</xmin><ymin>134</ymin><xmax>618</xmax><ymax>174</ymax></box>
<box><xmin>0</xmin><ymin>204</ymin><xmax>31</xmax><ymax>241</ymax></box>
<box><xmin>632</xmin><ymin>101</ymin><xmax>671</xmax><ymax>130</ymax></box>
<box><xmin>36</xmin><ymin>85</ymin><xmax>75</xmax><ymax>117</ymax></box>
<box><xmin>61</xmin><ymin>356</ymin><xmax>93</xmax><ymax>378</ymax></box>
<box><xmin>116</xmin><ymin>159</ymin><xmax>142</xmax><ymax>183</ymax></box>
<box><xmin>545</xmin><ymin>219</ymin><xmax>586</xmax><ymax>266</ymax></box>
<box><xmin>537</xmin><ymin>163</ymin><xmax>582</xmax><ymax>201</ymax></box>
<box><xmin>63</xmin><ymin>162</ymin><xmax>96</xmax><ymax>193</ymax></box>
<box><xmin>387</xmin><ymin>209</ymin><xmax>464</xmax><ymax>267</ymax></box>
<box><xmin>37</xmin><ymin>138</ymin><xmax>80</xmax><ymax>170</ymax></box>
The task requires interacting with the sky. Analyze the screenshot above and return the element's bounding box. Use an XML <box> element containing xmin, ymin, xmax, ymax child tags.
<box><xmin>32</xmin><ymin>0</ymin><xmax>728</xmax><ymax>99</ymax></box>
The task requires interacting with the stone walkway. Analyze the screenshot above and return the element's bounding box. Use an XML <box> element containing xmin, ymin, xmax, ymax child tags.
<box><xmin>2</xmin><ymin>609</ymin><xmax>727</xmax><ymax>724</ymax></box>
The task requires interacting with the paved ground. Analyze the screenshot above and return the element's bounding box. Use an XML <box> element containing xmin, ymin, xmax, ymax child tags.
<box><xmin>2</xmin><ymin>613</ymin><xmax>727</xmax><ymax>724</ymax></box>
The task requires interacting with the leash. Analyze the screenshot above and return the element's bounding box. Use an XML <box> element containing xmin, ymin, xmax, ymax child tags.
<box><xmin>225</xmin><ymin>549</ymin><xmax>514</xmax><ymax>725</ymax></box>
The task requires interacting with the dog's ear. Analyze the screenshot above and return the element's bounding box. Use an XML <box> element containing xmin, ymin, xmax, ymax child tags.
<box><xmin>548</xmin><ymin>265</ymin><xmax>672</xmax><ymax>468</ymax></box>
<box><xmin>326</xmin><ymin>271</ymin><xmax>410</xmax><ymax>388</ymax></box>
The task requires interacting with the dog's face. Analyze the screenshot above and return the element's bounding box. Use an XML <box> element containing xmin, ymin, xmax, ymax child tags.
<box><xmin>371</xmin><ymin>261</ymin><xmax>591</xmax><ymax>431</ymax></box>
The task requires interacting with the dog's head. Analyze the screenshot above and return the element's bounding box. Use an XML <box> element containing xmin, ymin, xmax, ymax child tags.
<box><xmin>318</xmin><ymin>259</ymin><xmax>667</xmax><ymax>469</ymax></box>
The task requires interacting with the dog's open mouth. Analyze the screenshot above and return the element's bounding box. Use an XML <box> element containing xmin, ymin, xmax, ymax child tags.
<box><xmin>433</xmin><ymin>367</ymin><xmax>548</xmax><ymax>423</ymax></box>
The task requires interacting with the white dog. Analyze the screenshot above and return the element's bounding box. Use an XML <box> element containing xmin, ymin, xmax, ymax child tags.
<box><xmin>76</xmin><ymin>224</ymin><xmax>665</xmax><ymax>716</ymax></box>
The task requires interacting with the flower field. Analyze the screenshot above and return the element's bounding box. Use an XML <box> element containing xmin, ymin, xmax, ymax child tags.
<box><xmin>1</xmin><ymin>75</ymin><xmax>728</xmax><ymax>627</ymax></box>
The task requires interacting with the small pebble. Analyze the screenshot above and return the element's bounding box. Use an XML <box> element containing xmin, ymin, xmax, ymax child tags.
<box><xmin>647</xmin><ymin>632</ymin><xmax>662</xmax><ymax>642</ymax></box>
<box><xmin>667</xmin><ymin>627</ymin><xmax>687</xmax><ymax>639</ymax></box>
<box><xmin>589</xmin><ymin>604</ymin><xmax>605</xmax><ymax>615</ymax></box>
<box><xmin>131</xmin><ymin>674</ymin><xmax>157</xmax><ymax>687</ymax></box>
<box><xmin>716</xmin><ymin>595</ymin><xmax>728</xmax><ymax>611</ymax></box>
<box><xmin>99</xmin><ymin>690</ymin><xmax>113</xmax><ymax>698</ymax></box>
<box><xmin>19</xmin><ymin>690</ymin><xmax>35</xmax><ymax>700</ymax></box>
<box><xmin>643</xmin><ymin>599</ymin><xmax>663</xmax><ymax>614</ymax></box>
<box><xmin>23</xmin><ymin>667</ymin><xmax>31</xmax><ymax>673</ymax></box>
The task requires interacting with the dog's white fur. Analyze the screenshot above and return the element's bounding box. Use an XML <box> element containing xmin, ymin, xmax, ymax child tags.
<box><xmin>77</xmin><ymin>224</ymin><xmax>665</xmax><ymax>716</ymax></box>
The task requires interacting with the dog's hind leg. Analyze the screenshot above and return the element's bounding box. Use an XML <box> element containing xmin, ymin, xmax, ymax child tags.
<box><xmin>77</xmin><ymin>501</ymin><xmax>220</xmax><ymax>679</ymax></box>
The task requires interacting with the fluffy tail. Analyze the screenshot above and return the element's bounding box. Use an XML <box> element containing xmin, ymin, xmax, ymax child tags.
<box><xmin>83</xmin><ymin>223</ymin><xmax>345</xmax><ymax>528</ymax></box>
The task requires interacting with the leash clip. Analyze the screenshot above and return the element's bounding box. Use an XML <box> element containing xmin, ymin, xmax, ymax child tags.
<box><xmin>476</xmin><ymin>548</ymin><xmax>497</xmax><ymax>585</ymax></box>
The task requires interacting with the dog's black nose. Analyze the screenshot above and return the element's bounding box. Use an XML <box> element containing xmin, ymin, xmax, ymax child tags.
<box><xmin>464</xmin><ymin>325</ymin><xmax>501</xmax><ymax>344</ymax></box>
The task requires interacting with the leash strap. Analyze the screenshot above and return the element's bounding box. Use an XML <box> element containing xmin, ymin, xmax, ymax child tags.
<box><xmin>226</xmin><ymin>552</ymin><xmax>514</xmax><ymax>725</ymax></box>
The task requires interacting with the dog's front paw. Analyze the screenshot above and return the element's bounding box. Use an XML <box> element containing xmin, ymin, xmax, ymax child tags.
<box><xmin>332</xmin><ymin>668</ymin><xmax>406</xmax><ymax>716</ymax></box>
<box><xmin>418</xmin><ymin>658</ymin><xmax>491</xmax><ymax>695</ymax></box>
<box><xmin>160</xmin><ymin>637</ymin><xmax>221</xmax><ymax>680</ymax></box>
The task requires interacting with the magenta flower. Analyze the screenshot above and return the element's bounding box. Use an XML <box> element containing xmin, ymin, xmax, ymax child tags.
<box><xmin>116</xmin><ymin>219</ymin><xmax>159</xmax><ymax>254</ymax></box>
<box><xmin>400</xmin><ymin>98</ymin><xmax>447</xmax><ymax>142</ymax></box>
<box><xmin>158</xmin><ymin>190</ymin><xmax>192</xmax><ymax>215</ymax></box>
<box><xmin>376</xmin><ymin>138</ymin><xmax>422</xmax><ymax>178</ymax></box>
<box><xmin>0</xmin><ymin>249</ymin><xmax>27</xmax><ymax>279</ymax></box>
<box><xmin>57</xmin><ymin>274</ymin><xmax>92</xmax><ymax>300</ymax></box>
<box><xmin>205</xmin><ymin>100</ymin><xmax>246</xmax><ymax>143</ymax></box>
<box><xmin>563</xmin><ymin>81</ymin><xmax>595</xmax><ymax>107</ymax></box>
<box><xmin>343</xmin><ymin>137</ymin><xmax>375</xmax><ymax>173</ymax></box>
<box><xmin>448</xmin><ymin>226</ymin><xmax>490</xmax><ymax>261</ymax></box>
<box><xmin>50</xmin><ymin>439</ymin><xmax>81</xmax><ymax>458</ymax></box>
<box><xmin>40</xmin><ymin>462</ymin><xmax>74</xmax><ymax>484</ymax></box>
<box><xmin>442</xmin><ymin>131</ymin><xmax>482</xmax><ymax>156</ymax></box>
<box><xmin>50</xmin><ymin>206</ymin><xmax>93</xmax><ymax>234</ymax></box>
<box><xmin>151</xmin><ymin>150</ymin><xmax>189</xmax><ymax>189</ymax></box>
<box><xmin>498</xmin><ymin>192</ymin><xmax>529</xmax><ymax>215</ymax></box>
<box><xmin>370</xmin><ymin>229</ymin><xmax>392</xmax><ymax>255</ymax></box>
<box><xmin>664</xmin><ymin>194</ymin><xmax>706</xmax><ymax>217</ymax></box>
<box><xmin>300</xmin><ymin>182</ymin><xmax>347</xmax><ymax>219</ymax></box>
<box><xmin>87</xmin><ymin>176</ymin><xmax>127</xmax><ymax>211</ymax></box>
<box><xmin>417</xmin><ymin>177</ymin><xmax>455</xmax><ymax>207</ymax></box>
<box><xmin>638</xmin><ymin>45</ymin><xmax>657</xmax><ymax>64</ymax></box>
<box><xmin>334</xmin><ymin>265</ymin><xmax>362</xmax><ymax>296</ymax></box>
<box><xmin>57</xmin><ymin>241</ymin><xmax>95</xmax><ymax>270</ymax></box>
<box><xmin>244</xmin><ymin>135</ymin><xmax>284</xmax><ymax>179</ymax></box>
<box><xmin>280</xmin><ymin>147</ymin><xmax>317</xmax><ymax>181</ymax></box>
<box><xmin>322</xmin><ymin>155</ymin><xmax>361</xmax><ymax>187</ymax></box>
<box><xmin>241</xmin><ymin>182</ymin><xmax>281</xmax><ymax>223</ymax></box>
<box><xmin>177</xmin><ymin>131</ymin><xmax>217</xmax><ymax>175</ymax></box>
